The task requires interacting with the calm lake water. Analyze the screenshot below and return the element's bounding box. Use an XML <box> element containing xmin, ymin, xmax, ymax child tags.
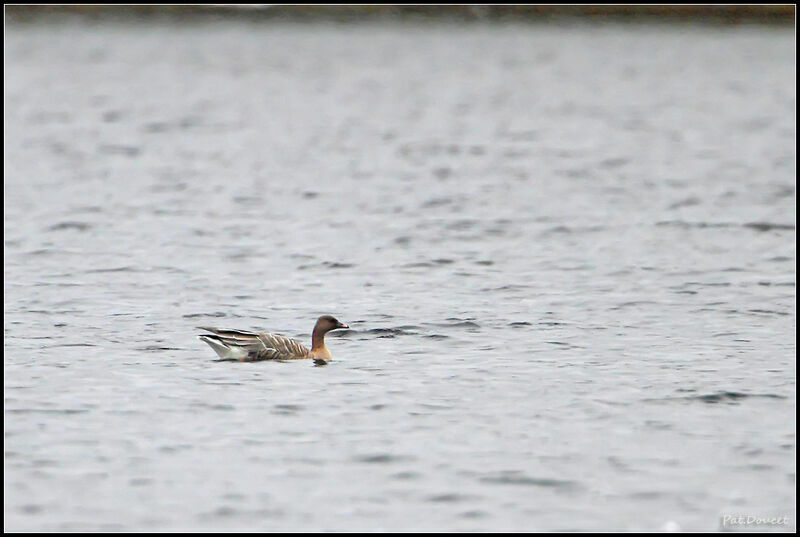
<box><xmin>4</xmin><ymin>18</ymin><xmax>796</xmax><ymax>532</ymax></box>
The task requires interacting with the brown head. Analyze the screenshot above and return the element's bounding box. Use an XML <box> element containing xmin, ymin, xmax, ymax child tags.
<box><xmin>311</xmin><ymin>315</ymin><xmax>349</xmax><ymax>353</ymax></box>
<box><xmin>313</xmin><ymin>315</ymin><xmax>349</xmax><ymax>335</ymax></box>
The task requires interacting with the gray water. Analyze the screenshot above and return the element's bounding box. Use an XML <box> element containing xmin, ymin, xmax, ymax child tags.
<box><xmin>4</xmin><ymin>19</ymin><xmax>796</xmax><ymax>532</ymax></box>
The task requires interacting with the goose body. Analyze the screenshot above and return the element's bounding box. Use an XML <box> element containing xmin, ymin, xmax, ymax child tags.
<box><xmin>198</xmin><ymin>315</ymin><xmax>348</xmax><ymax>362</ymax></box>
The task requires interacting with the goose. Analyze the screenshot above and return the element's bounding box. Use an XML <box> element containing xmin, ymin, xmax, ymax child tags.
<box><xmin>198</xmin><ymin>315</ymin><xmax>348</xmax><ymax>362</ymax></box>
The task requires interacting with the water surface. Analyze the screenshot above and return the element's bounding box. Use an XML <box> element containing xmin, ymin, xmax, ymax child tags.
<box><xmin>4</xmin><ymin>19</ymin><xmax>796</xmax><ymax>531</ymax></box>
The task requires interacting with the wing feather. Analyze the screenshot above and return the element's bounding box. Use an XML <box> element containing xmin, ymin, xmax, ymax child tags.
<box><xmin>257</xmin><ymin>333</ymin><xmax>309</xmax><ymax>360</ymax></box>
<box><xmin>198</xmin><ymin>327</ymin><xmax>309</xmax><ymax>361</ymax></box>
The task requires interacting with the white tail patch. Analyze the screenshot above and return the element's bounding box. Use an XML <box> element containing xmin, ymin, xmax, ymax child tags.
<box><xmin>198</xmin><ymin>336</ymin><xmax>248</xmax><ymax>360</ymax></box>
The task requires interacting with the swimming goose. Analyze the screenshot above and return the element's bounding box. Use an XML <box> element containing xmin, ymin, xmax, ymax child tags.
<box><xmin>197</xmin><ymin>315</ymin><xmax>348</xmax><ymax>362</ymax></box>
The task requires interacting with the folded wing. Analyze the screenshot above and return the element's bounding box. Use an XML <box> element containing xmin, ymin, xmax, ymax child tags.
<box><xmin>197</xmin><ymin>327</ymin><xmax>310</xmax><ymax>361</ymax></box>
